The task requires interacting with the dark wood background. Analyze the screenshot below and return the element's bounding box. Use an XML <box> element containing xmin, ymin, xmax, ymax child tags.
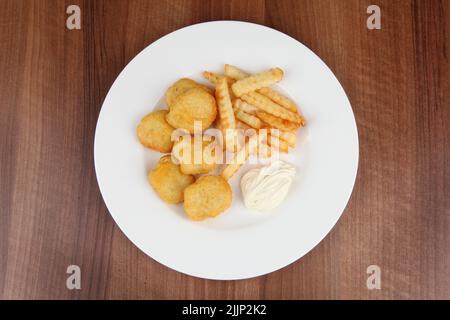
<box><xmin>0</xmin><ymin>0</ymin><xmax>448</xmax><ymax>300</ymax></box>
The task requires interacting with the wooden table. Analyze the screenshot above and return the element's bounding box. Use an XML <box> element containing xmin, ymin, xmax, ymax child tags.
<box><xmin>0</xmin><ymin>0</ymin><xmax>448</xmax><ymax>300</ymax></box>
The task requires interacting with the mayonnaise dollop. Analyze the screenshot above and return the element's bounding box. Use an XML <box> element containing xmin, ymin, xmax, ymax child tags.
<box><xmin>240</xmin><ymin>160</ymin><xmax>296</xmax><ymax>211</ymax></box>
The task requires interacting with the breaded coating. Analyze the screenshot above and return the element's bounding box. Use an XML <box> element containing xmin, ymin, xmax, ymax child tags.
<box><xmin>183</xmin><ymin>176</ymin><xmax>232</xmax><ymax>220</ymax></box>
<box><xmin>165</xmin><ymin>78</ymin><xmax>212</xmax><ymax>109</ymax></box>
<box><xmin>166</xmin><ymin>87</ymin><xmax>217</xmax><ymax>133</ymax></box>
<box><xmin>136</xmin><ymin>110</ymin><xmax>175</xmax><ymax>153</ymax></box>
<box><xmin>148</xmin><ymin>155</ymin><xmax>194</xmax><ymax>204</ymax></box>
<box><xmin>172</xmin><ymin>137</ymin><xmax>217</xmax><ymax>175</ymax></box>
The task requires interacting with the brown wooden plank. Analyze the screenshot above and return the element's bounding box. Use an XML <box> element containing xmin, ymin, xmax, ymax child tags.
<box><xmin>267</xmin><ymin>0</ymin><xmax>450</xmax><ymax>299</ymax></box>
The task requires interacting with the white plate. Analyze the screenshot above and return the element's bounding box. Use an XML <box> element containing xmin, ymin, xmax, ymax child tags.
<box><xmin>94</xmin><ymin>21</ymin><xmax>359</xmax><ymax>280</ymax></box>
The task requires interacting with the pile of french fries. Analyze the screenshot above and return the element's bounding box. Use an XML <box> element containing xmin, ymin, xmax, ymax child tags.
<box><xmin>203</xmin><ymin>65</ymin><xmax>306</xmax><ymax>180</ymax></box>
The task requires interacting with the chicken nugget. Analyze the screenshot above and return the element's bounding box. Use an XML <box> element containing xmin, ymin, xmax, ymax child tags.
<box><xmin>172</xmin><ymin>136</ymin><xmax>217</xmax><ymax>175</ymax></box>
<box><xmin>165</xmin><ymin>78</ymin><xmax>212</xmax><ymax>109</ymax></box>
<box><xmin>166</xmin><ymin>87</ymin><xmax>217</xmax><ymax>133</ymax></box>
<box><xmin>136</xmin><ymin>110</ymin><xmax>175</xmax><ymax>153</ymax></box>
<box><xmin>183</xmin><ymin>175</ymin><xmax>232</xmax><ymax>220</ymax></box>
<box><xmin>148</xmin><ymin>155</ymin><xmax>195</xmax><ymax>204</ymax></box>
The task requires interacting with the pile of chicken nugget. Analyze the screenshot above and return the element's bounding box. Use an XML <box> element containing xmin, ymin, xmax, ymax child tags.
<box><xmin>136</xmin><ymin>64</ymin><xmax>306</xmax><ymax>221</ymax></box>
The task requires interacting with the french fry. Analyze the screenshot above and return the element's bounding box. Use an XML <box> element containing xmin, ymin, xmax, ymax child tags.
<box><xmin>257</xmin><ymin>87</ymin><xmax>298</xmax><ymax>113</ymax></box>
<box><xmin>215</xmin><ymin>77</ymin><xmax>236</xmax><ymax>130</ymax></box>
<box><xmin>231</xmin><ymin>68</ymin><xmax>284</xmax><ymax>97</ymax></box>
<box><xmin>203</xmin><ymin>71</ymin><xmax>234</xmax><ymax>86</ymax></box>
<box><xmin>235</xmin><ymin>109</ymin><xmax>262</xmax><ymax>129</ymax></box>
<box><xmin>267</xmin><ymin>128</ymin><xmax>297</xmax><ymax>147</ymax></box>
<box><xmin>215</xmin><ymin>77</ymin><xmax>237</xmax><ymax>152</ymax></box>
<box><xmin>279</xmin><ymin>131</ymin><xmax>297</xmax><ymax>148</ymax></box>
<box><xmin>221</xmin><ymin>134</ymin><xmax>258</xmax><ymax>180</ymax></box>
<box><xmin>255</xmin><ymin>130</ymin><xmax>272</xmax><ymax>158</ymax></box>
<box><xmin>224</xmin><ymin>64</ymin><xmax>248</xmax><ymax>80</ymax></box>
<box><xmin>258</xmin><ymin>143</ymin><xmax>272</xmax><ymax>158</ymax></box>
<box><xmin>233</xmin><ymin>99</ymin><xmax>258</xmax><ymax>115</ymax></box>
<box><xmin>256</xmin><ymin>111</ymin><xmax>301</xmax><ymax>131</ymax></box>
<box><xmin>242</xmin><ymin>91</ymin><xmax>303</xmax><ymax>124</ymax></box>
<box><xmin>267</xmin><ymin>134</ymin><xmax>290</xmax><ymax>153</ymax></box>
<box><xmin>235</xmin><ymin>120</ymin><xmax>251</xmax><ymax>130</ymax></box>
<box><xmin>225</xmin><ymin>65</ymin><xmax>299</xmax><ymax>114</ymax></box>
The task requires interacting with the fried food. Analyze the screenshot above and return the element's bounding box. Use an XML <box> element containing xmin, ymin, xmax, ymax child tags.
<box><xmin>202</xmin><ymin>71</ymin><xmax>234</xmax><ymax>86</ymax></box>
<box><xmin>215</xmin><ymin>77</ymin><xmax>236</xmax><ymax>129</ymax></box>
<box><xmin>225</xmin><ymin>65</ymin><xmax>299</xmax><ymax>113</ymax></box>
<box><xmin>256</xmin><ymin>111</ymin><xmax>302</xmax><ymax>131</ymax></box>
<box><xmin>257</xmin><ymin>87</ymin><xmax>298</xmax><ymax>113</ymax></box>
<box><xmin>138</xmin><ymin>65</ymin><xmax>307</xmax><ymax>221</ymax></box>
<box><xmin>136</xmin><ymin>110</ymin><xmax>175</xmax><ymax>153</ymax></box>
<box><xmin>221</xmin><ymin>134</ymin><xmax>258</xmax><ymax>180</ymax></box>
<box><xmin>215</xmin><ymin>77</ymin><xmax>237</xmax><ymax>151</ymax></box>
<box><xmin>183</xmin><ymin>175</ymin><xmax>232</xmax><ymax>220</ymax></box>
<box><xmin>148</xmin><ymin>155</ymin><xmax>195</xmax><ymax>204</ymax></box>
<box><xmin>264</xmin><ymin>128</ymin><xmax>297</xmax><ymax>148</ymax></box>
<box><xmin>242</xmin><ymin>91</ymin><xmax>302</xmax><ymax>124</ymax></box>
<box><xmin>231</xmin><ymin>68</ymin><xmax>284</xmax><ymax>97</ymax></box>
<box><xmin>165</xmin><ymin>78</ymin><xmax>212</xmax><ymax>109</ymax></box>
<box><xmin>172</xmin><ymin>136</ymin><xmax>217</xmax><ymax>175</ymax></box>
<box><xmin>204</xmin><ymin>71</ymin><xmax>236</xmax><ymax>100</ymax></box>
<box><xmin>267</xmin><ymin>134</ymin><xmax>290</xmax><ymax>153</ymax></box>
<box><xmin>166</xmin><ymin>87</ymin><xmax>217</xmax><ymax>133</ymax></box>
<box><xmin>233</xmin><ymin>99</ymin><xmax>258</xmax><ymax>115</ymax></box>
<box><xmin>235</xmin><ymin>120</ymin><xmax>251</xmax><ymax>130</ymax></box>
<box><xmin>224</xmin><ymin>64</ymin><xmax>248</xmax><ymax>80</ymax></box>
<box><xmin>235</xmin><ymin>109</ymin><xmax>262</xmax><ymax>129</ymax></box>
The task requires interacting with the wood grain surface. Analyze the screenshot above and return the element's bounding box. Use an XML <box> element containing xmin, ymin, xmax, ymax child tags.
<box><xmin>0</xmin><ymin>0</ymin><xmax>448</xmax><ymax>299</ymax></box>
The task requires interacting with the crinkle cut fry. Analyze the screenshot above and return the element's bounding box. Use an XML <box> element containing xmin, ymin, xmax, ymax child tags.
<box><xmin>242</xmin><ymin>91</ymin><xmax>302</xmax><ymax>124</ymax></box>
<box><xmin>215</xmin><ymin>77</ymin><xmax>236</xmax><ymax>130</ymax></box>
<box><xmin>225</xmin><ymin>64</ymin><xmax>299</xmax><ymax>113</ymax></box>
<box><xmin>221</xmin><ymin>134</ymin><xmax>258</xmax><ymax>180</ymax></box>
<box><xmin>231</xmin><ymin>68</ymin><xmax>284</xmax><ymax>97</ymax></box>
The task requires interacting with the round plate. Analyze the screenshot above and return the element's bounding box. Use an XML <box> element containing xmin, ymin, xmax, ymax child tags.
<box><xmin>94</xmin><ymin>21</ymin><xmax>359</xmax><ymax>280</ymax></box>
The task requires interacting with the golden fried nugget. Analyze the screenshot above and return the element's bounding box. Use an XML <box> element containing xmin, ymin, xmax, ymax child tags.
<box><xmin>242</xmin><ymin>91</ymin><xmax>302</xmax><ymax>124</ymax></box>
<box><xmin>172</xmin><ymin>137</ymin><xmax>217</xmax><ymax>175</ymax></box>
<box><xmin>235</xmin><ymin>109</ymin><xmax>262</xmax><ymax>129</ymax></box>
<box><xmin>221</xmin><ymin>134</ymin><xmax>258</xmax><ymax>180</ymax></box>
<box><xmin>256</xmin><ymin>111</ymin><xmax>301</xmax><ymax>131</ymax></box>
<box><xmin>136</xmin><ymin>110</ymin><xmax>175</xmax><ymax>153</ymax></box>
<box><xmin>148</xmin><ymin>155</ymin><xmax>195</xmax><ymax>204</ymax></box>
<box><xmin>165</xmin><ymin>78</ymin><xmax>209</xmax><ymax>108</ymax></box>
<box><xmin>233</xmin><ymin>99</ymin><xmax>258</xmax><ymax>115</ymax></box>
<box><xmin>224</xmin><ymin>64</ymin><xmax>248</xmax><ymax>80</ymax></box>
<box><xmin>183</xmin><ymin>175</ymin><xmax>232</xmax><ymax>221</ymax></box>
<box><xmin>166</xmin><ymin>87</ymin><xmax>217</xmax><ymax>133</ymax></box>
<box><xmin>231</xmin><ymin>68</ymin><xmax>284</xmax><ymax>97</ymax></box>
<box><xmin>257</xmin><ymin>87</ymin><xmax>298</xmax><ymax>113</ymax></box>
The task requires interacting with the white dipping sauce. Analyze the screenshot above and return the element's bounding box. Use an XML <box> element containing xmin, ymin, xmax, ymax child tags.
<box><xmin>240</xmin><ymin>160</ymin><xmax>296</xmax><ymax>211</ymax></box>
